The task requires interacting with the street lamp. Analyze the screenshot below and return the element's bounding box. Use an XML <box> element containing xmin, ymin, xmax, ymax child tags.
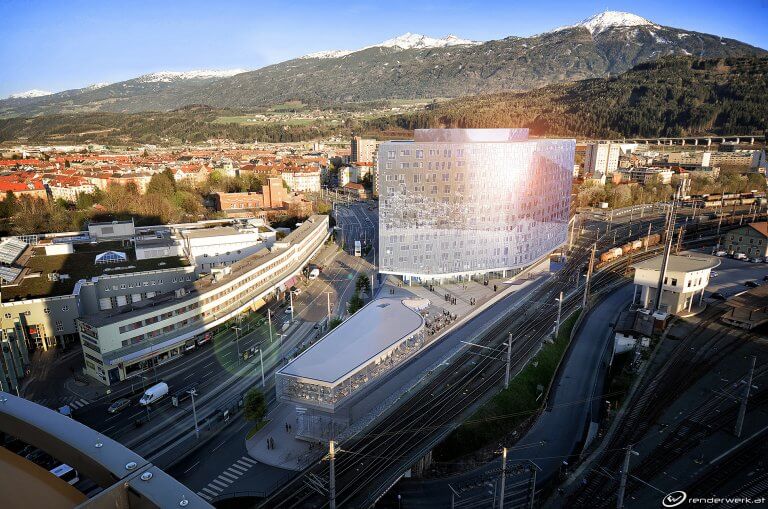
<box><xmin>188</xmin><ymin>389</ymin><xmax>200</xmax><ymax>439</ymax></box>
<box><xmin>232</xmin><ymin>326</ymin><xmax>242</xmax><ymax>363</ymax></box>
<box><xmin>258</xmin><ymin>347</ymin><xmax>265</xmax><ymax>387</ymax></box>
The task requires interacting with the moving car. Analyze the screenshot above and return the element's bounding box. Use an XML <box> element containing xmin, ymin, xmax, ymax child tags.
<box><xmin>107</xmin><ymin>398</ymin><xmax>131</xmax><ymax>414</ymax></box>
<box><xmin>744</xmin><ymin>280</ymin><xmax>760</xmax><ymax>288</ymax></box>
<box><xmin>710</xmin><ymin>292</ymin><xmax>726</xmax><ymax>300</ymax></box>
<box><xmin>710</xmin><ymin>271</ymin><xmax>719</xmax><ymax>278</ymax></box>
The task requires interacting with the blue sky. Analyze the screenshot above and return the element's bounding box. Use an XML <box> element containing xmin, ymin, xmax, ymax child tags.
<box><xmin>1</xmin><ymin>0</ymin><xmax>766</xmax><ymax>97</ymax></box>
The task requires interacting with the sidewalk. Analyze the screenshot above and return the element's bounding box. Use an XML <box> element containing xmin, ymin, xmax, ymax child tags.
<box><xmin>245</xmin><ymin>404</ymin><xmax>324</xmax><ymax>471</ymax></box>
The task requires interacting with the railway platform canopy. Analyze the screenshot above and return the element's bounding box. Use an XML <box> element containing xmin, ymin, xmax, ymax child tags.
<box><xmin>276</xmin><ymin>298</ymin><xmax>425</xmax><ymax>412</ymax></box>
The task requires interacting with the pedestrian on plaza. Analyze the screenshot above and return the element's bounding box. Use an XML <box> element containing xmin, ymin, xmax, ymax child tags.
<box><xmin>285</xmin><ymin>423</ymin><xmax>289</xmax><ymax>432</ymax></box>
<box><xmin>494</xmin><ymin>284</ymin><xmax>497</xmax><ymax>292</ymax></box>
<box><xmin>267</xmin><ymin>438</ymin><xmax>271</xmax><ymax>450</ymax></box>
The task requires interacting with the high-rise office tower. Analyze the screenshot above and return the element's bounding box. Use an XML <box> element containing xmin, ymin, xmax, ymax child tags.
<box><xmin>378</xmin><ymin>128</ymin><xmax>574</xmax><ymax>282</ymax></box>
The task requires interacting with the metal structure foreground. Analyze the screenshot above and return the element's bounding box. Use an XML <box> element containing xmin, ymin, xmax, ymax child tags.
<box><xmin>0</xmin><ymin>391</ymin><xmax>211</xmax><ymax>509</ymax></box>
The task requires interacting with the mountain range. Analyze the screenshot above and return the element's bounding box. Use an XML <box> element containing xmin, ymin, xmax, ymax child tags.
<box><xmin>1</xmin><ymin>11</ymin><xmax>765</xmax><ymax>118</ymax></box>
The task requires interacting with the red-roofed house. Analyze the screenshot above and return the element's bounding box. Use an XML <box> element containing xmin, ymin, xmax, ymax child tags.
<box><xmin>342</xmin><ymin>182</ymin><xmax>368</xmax><ymax>200</ymax></box>
<box><xmin>0</xmin><ymin>178</ymin><xmax>48</xmax><ymax>201</ymax></box>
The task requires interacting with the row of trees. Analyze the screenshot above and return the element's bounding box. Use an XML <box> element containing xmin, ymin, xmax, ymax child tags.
<box><xmin>2</xmin><ymin>170</ymin><xmax>218</xmax><ymax>235</ymax></box>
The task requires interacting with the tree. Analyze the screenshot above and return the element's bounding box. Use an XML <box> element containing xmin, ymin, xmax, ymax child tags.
<box><xmin>348</xmin><ymin>292</ymin><xmax>365</xmax><ymax>314</ymax></box>
<box><xmin>244</xmin><ymin>388</ymin><xmax>266</xmax><ymax>423</ymax></box>
<box><xmin>0</xmin><ymin>191</ymin><xmax>17</xmax><ymax>218</ymax></box>
<box><xmin>329</xmin><ymin>317</ymin><xmax>343</xmax><ymax>330</ymax></box>
<box><xmin>147</xmin><ymin>171</ymin><xmax>176</xmax><ymax>197</ymax></box>
<box><xmin>355</xmin><ymin>274</ymin><xmax>371</xmax><ymax>294</ymax></box>
<box><xmin>361</xmin><ymin>173</ymin><xmax>373</xmax><ymax>190</ymax></box>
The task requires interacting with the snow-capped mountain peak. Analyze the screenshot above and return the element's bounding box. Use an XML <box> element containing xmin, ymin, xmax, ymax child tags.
<box><xmin>86</xmin><ymin>82</ymin><xmax>111</xmax><ymax>90</ymax></box>
<box><xmin>378</xmin><ymin>32</ymin><xmax>480</xmax><ymax>50</ymax></box>
<box><xmin>136</xmin><ymin>69</ymin><xmax>248</xmax><ymax>83</ymax></box>
<box><xmin>302</xmin><ymin>49</ymin><xmax>355</xmax><ymax>59</ymax></box>
<box><xmin>554</xmin><ymin>11</ymin><xmax>656</xmax><ymax>35</ymax></box>
<box><xmin>300</xmin><ymin>33</ymin><xmax>480</xmax><ymax>59</ymax></box>
<box><xmin>7</xmin><ymin>89</ymin><xmax>53</xmax><ymax>99</ymax></box>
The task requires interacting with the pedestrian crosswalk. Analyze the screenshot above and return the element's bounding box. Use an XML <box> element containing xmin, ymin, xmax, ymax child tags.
<box><xmin>196</xmin><ymin>455</ymin><xmax>258</xmax><ymax>501</ymax></box>
<box><xmin>32</xmin><ymin>395</ymin><xmax>91</xmax><ymax>410</ymax></box>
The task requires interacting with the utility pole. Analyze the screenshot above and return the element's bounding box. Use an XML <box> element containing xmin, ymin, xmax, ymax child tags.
<box><xmin>499</xmin><ymin>446</ymin><xmax>507</xmax><ymax>509</ymax></box>
<box><xmin>504</xmin><ymin>334</ymin><xmax>513</xmax><ymax>389</ymax></box>
<box><xmin>258</xmin><ymin>347</ymin><xmax>265</xmax><ymax>387</ymax></box>
<box><xmin>735</xmin><ymin>355</ymin><xmax>757</xmax><ymax>438</ymax></box>
<box><xmin>653</xmin><ymin>182</ymin><xmax>684</xmax><ymax>312</ymax></box>
<box><xmin>645</xmin><ymin>223</ymin><xmax>652</xmax><ymax>252</ymax></box>
<box><xmin>233</xmin><ymin>326</ymin><xmax>241</xmax><ymax>363</ymax></box>
<box><xmin>554</xmin><ymin>291</ymin><xmax>563</xmax><ymax>338</ymax></box>
<box><xmin>582</xmin><ymin>243</ymin><xmax>596</xmax><ymax>309</ymax></box>
<box><xmin>289</xmin><ymin>290</ymin><xmax>295</xmax><ymax>322</ymax></box>
<box><xmin>189</xmin><ymin>389</ymin><xmax>200</xmax><ymax>439</ymax></box>
<box><xmin>267</xmin><ymin>308</ymin><xmax>273</xmax><ymax>343</ymax></box>
<box><xmin>617</xmin><ymin>445</ymin><xmax>639</xmax><ymax>509</ymax></box>
<box><xmin>329</xmin><ymin>440</ymin><xmax>337</xmax><ymax>509</ymax></box>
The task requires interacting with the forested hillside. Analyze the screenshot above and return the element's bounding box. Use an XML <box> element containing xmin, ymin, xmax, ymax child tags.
<box><xmin>363</xmin><ymin>57</ymin><xmax>768</xmax><ymax>138</ymax></box>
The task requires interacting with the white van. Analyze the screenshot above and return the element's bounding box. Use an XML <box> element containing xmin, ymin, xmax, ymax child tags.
<box><xmin>309</xmin><ymin>268</ymin><xmax>320</xmax><ymax>280</ymax></box>
<box><xmin>139</xmin><ymin>382</ymin><xmax>169</xmax><ymax>406</ymax></box>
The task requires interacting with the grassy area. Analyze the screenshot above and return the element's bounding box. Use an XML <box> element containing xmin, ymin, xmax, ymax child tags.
<box><xmin>246</xmin><ymin>419</ymin><xmax>270</xmax><ymax>439</ymax></box>
<box><xmin>434</xmin><ymin>309</ymin><xmax>582</xmax><ymax>461</ymax></box>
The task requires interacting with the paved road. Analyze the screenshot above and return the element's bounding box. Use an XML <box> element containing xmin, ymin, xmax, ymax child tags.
<box><xmin>334</xmin><ymin>200</ymin><xmax>378</xmax><ymax>257</ymax></box>
<box><xmin>162</xmin><ymin>236</ymin><xmax>374</xmax><ymax>499</ymax></box>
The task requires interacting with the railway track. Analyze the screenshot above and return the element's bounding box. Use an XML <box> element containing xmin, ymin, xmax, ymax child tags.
<box><xmin>567</xmin><ymin>308</ymin><xmax>766</xmax><ymax>507</ymax></box>
<box><xmin>258</xmin><ymin>213</ymin><xmax>761</xmax><ymax>508</ymax></box>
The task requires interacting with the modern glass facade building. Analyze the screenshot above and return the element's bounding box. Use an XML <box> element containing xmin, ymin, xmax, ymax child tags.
<box><xmin>378</xmin><ymin>129</ymin><xmax>574</xmax><ymax>282</ymax></box>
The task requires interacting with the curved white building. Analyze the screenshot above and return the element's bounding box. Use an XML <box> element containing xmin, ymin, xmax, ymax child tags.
<box><xmin>378</xmin><ymin>129</ymin><xmax>575</xmax><ymax>282</ymax></box>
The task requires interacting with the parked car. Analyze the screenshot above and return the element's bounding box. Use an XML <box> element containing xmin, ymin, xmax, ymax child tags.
<box><xmin>290</xmin><ymin>286</ymin><xmax>302</xmax><ymax>295</ymax></box>
<box><xmin>763</xmin><ymin>275</ymin><xmax>768</xmax><ymax>282</ymax></box>
<box><xmin>750</xmin><ymin>257</ymin><xmax>763</xmax><ymax>263</ymax></box>
<box><xmin>715</xmin><ymin>250</ymin><xmax>728</xmax><ymax>257</ymax></box>
<box><xmin>107</xmin><ymin>398</ymin><xmax>131</xmax><ymax>414</ymax></box>
<box><xmin>744</xmin><ymin>281</ymin><xmax>760</xmax><ymax>288</ymax></box>
<box><xmin>285</xmin><ymin>306</ymin><xmax>294</xmax><ymax>315</ymax></box>
<box><xmin>710</xmin><ymin>292</ymin><xmax>726</xmax><ymax>300</ymax></box>
<box><xmin>734</xmin><ymin>253</ymin><xmax>748</xmax><ymax>261</ymax></box>
<box><xmin>710</xmin><ymin>271</ymin><xmax>719</xmax><ymax>278</ymax></box>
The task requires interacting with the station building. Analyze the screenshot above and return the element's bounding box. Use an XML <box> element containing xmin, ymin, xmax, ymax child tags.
<box><xmin>0</xmin><ymin>215</ymin><xmax>328</xmax><ymax>390</ymax></box>
<box><xmin>276</xmin><ymin>297</ymin><xmax>425</xmax><ymax>440</ymax></box>
<box><xmin>76</xmin><ymin>215</ymin><xmax>328</xmax><ymax>385</ymax></box>
<box><xmin>632</xmin><ymin>254</ymin><xmax>720</xmax><ymax>315</ymax></box>
<box><xmin>377</xmin><ymin>128</ymin><xmax>574</xmax><ymax>283</ymax></box>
